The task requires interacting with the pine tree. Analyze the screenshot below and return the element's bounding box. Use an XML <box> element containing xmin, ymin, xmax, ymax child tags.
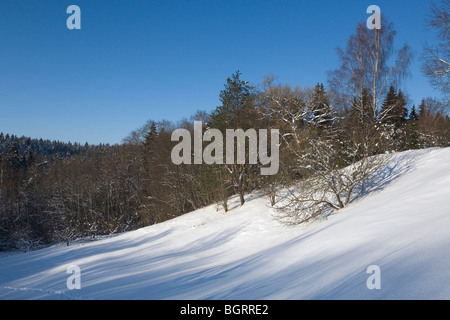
<box><xmin>380</xmin><ymin>85</ymin><xmax>398</xmax><ymax>122</ymax></box>
<box><xmin>406</xmin><ymin>124</ymin><xmax>420</xmax><ymax>150</ymax></box>
<box><xmin>143</xmin><ymin>122</ymin><xmax>157</xmax><ymax>152</ymax></box>
<box><xmin>418</xmin><ymin>99</ymin><xmax>428</xmax><ymax>120</ymax></box>
<box><xmin>409</xmin><ymin>105</ymin><xmax>419</xmax><ymax>121</ymax></box>
<box><xmin>393</xmin><ymin>90</ymin><xmax>408</xmax><ymax>127</ymax></box>
<box><xmin>380</xmin><ymin>86</ymin><xmax>408</xmax><ymax>127</ymax></box>
<box><xmin>406</xmin><ymin>104</ymin><xmax>421</xmax><ymax>150</ymax></box>
<box><xmin>311</xmin><ymin>83</ymin><xmax>333</xmax><ymax>128</ymax></box>
<box><xmin>210</xmin><ymin>71</ymin><xmax>255</xmax><ymax>130</ymax></box>
<box><xmin>141</xmin><ymin>121</ymin><xmax>159</xmax><ymax>202</ymax></box>
<box><xmin>8</xmin><ymin>142</ymin><xmax>22</xmax><ymax>170</ymax></box>
<box><xmin>350</xmin><ymin>87</ymin><xmax>373</xmax><ymax>124</ymax></box>
<box><xmin>209</xmin><ymin>71</ymin><xmax>256</xmax><ymax>207</ymax></box>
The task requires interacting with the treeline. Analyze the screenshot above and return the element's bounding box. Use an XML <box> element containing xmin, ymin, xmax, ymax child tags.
<box><xmin>1</xmin><ymin>74</ymin><xmax>448</xmax><ymax>251</ymax></box>
<box><xmin>0</xmin><ymin>134</ymin><xmax>119</xmax><ymax>250</ymax></box>
<box><xmin>1</xmin><ymin>13</ymin><xmax>449</xmax><ymax>251</ymax></box>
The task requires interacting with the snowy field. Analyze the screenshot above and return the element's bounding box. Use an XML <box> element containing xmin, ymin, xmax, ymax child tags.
<box><xmin>0</xmin><ymin>148</ymin><xmax>449</xmax><ymax>300</ymax></box>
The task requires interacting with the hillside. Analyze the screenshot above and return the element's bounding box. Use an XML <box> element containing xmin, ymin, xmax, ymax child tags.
<box><xmin>0</xmin><ymin>148</ymin><xmax>449</xmax><ymax>300</ymax></box>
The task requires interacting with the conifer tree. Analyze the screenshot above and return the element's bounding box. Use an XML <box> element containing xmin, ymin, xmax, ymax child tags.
<box><xmin>418</xmin><ymin>99</ymin><xmax>428</xmax><ymax>120</ymax></box>
<box><xmin>380</xmin><ymin>86</ymin><xmax>408</xmax><ymax>127</ymax></box>
<box><xmin>311</xmin><ymin>83</ymin><xmax>333</xmax><ymax>128</ymax></box>
<box><xmin>350</xmin><ymin>88</ymin><xmax>373</xmax><ymax>124</ymax></box>
<box><xmin>406</xmin><ymin>121</ymin><xmax>420</xmax><ymax>150</ymax></box>
<box><xmin>380</xmin><ymin>85</ymin><xmax>398</xmax><ymax>122</ymax></box>
<box><xmin>409</xmin><ymin>105</ymin><xmax>419</xmax><ymax>121</ymax></box>
<box><xmin>405</xmin><ymin>105</ymin><xmax>420</xmax><ymax>150</ymax></box>
<box><xmin>210</xmin><ymin>71</ymin><xmax>255</xmax><ymax>130</ymax></box>
<box><xmin>393</xmin><ymin>90</ymin><xmax>408</xmax><ymax>127</ymax></box>
<box><xmin>8</xmin><ymin>142</ymin><xmax>22</xmax><ymax>171</ymax></box>
<box><xmin>209</xmin><ymin>71</ymin><xmax>257</xmax><ymax>207</ymax></box>
<box><xmin>143</xmin><ymin>122</ymin><xmax>157</xmax><ymax>154</ymax></box>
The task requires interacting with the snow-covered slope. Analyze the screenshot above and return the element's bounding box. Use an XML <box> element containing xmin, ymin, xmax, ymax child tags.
<box><xmin>1</xmin><ymin>148</ymin><xmax>449</xmax><ymax>300</ymax></box>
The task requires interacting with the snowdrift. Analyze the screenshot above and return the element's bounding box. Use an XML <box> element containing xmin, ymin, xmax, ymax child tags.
<box><xmin>1</xmin><ymin>148</ymin><xmax>449</xmax><ymax>300</ymax></box>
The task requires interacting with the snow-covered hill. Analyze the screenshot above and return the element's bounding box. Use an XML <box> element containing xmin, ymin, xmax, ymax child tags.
<box><xmin>1</xmin><ymin>148</ymin><xmax>450</xmax><ymax>300</ymax></box>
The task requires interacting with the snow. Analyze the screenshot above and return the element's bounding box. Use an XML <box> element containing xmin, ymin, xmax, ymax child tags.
<box><xmin>1</xmin><ymin>147</ymin><xmax>449</xmax><ymax>300</ymax></box>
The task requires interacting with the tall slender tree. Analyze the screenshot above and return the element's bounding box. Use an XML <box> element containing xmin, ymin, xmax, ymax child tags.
<box><xmin>328</xmin><ymin>18</ymin><xmax>413</xmax><ymax>122</ymax></box>
<box><xmin>311</xmin><ymin>83</ymin><xmax>333</xmax><ymax>128</ymax></box>
<box><xmin>209</xmin><ymin>71</ymin><xmax>257</xmax><ymax>207</ymax></box>
<box><xmin>422</xmin><ymin>0</ymin><xmax>450</xmax><ymax>97</ymax></box>
<box><xmin>380</xmin><ymin>86</ymin><xmax>408</xmax><ymax>127</ymax></box>
<box><xmin>409</xmin><ymin>105</ymin><xmax>419</xmax><ymax>121</ymax></box>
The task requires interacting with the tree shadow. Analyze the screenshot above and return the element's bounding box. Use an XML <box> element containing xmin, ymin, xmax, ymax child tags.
<box><xmin>350</xmin><ymin>153</ymin><xmax>416</xmax><ymax>203</ymax></box>
<box><xmin>274</xmin><ymin>152</ymin><xmax>419</xmax><ymax>225</ymax></box>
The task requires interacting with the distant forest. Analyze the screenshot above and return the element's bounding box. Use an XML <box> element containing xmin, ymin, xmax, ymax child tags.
<box><xmin>1</xmin><ymin>8</ymin><xmax>449</xmax><ymax>251</ymax></box>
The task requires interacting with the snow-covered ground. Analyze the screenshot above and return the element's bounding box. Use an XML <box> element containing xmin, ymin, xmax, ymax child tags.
<box><xmin>1</xmin><ymin>148</ymin><xmax>449</xmax><ymax>300</ymax></box>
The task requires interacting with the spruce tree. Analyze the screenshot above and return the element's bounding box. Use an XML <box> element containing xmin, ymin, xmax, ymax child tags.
<box><xmin>143</xmin><ymin>122</ymin><xmax>157</xmax><ymax>152</ymax></box>
<box><xmin>405</xmin><ymin>104</ymin><xmax>421</xmax><ymax>150</ymax></box>
<box><xmin>380</xmin><ymin>86</ymin><xmax>408</xmax><ymax>125</ymax></box>
<box><xmin>393</xmin><ymin>90</ymin><xmax>408</xmax><ymax>127</ymax></box>
<box><xmin>418</xmin><ymin>99</ymin><xmax>428</xmax><ymax>120</ymax></box>
<box><xmin>350</xmin><ymin>87</ymin><xmax>374</xmax><ymax>124</ymax></box>
<box><xmin>380</xmin><ymin>85</ymin><xmax>398</xmax><ymax>122</ymax></box>
<box><xmin>142</xmin><ymin>121</ymin><xmax>158</xmax><ymax>190</ymax></box>
<box><xmin>409</xmin><ymin>105</ymin><xmax>419</xmax><ymax>121</ymax></box>
<box><xmin>406</xmin><ymin>120</ymin><xmax>420</xmax><ymax>150</ymax></box>
<box><xmin>311</xmin><ymin>83</ymin><xmax>333</xmax><ymax>128</ymax></box>
<box><xmin>210</xmin><ymin>71</ymin><xmax>255</xmax><ymax>130</ymax></box>
<box><xmin>8</xmin><ymin>142</ymin><xmax>22</xmax><ymax>170</ymax></box>
<box><xmin>209</xmin><ymin>71</ymin><xmax>256</xmax><ymax>207</ymax></box>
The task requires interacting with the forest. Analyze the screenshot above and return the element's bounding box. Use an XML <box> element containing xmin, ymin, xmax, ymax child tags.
<box><xmin>1</xmin><ymin>8</ymin><xmax>449</xmax><ymax>251</ymax></box>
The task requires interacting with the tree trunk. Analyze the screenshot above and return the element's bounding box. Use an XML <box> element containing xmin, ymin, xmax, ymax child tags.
<box><xmin>336</xmin><ymin>193</ymin><xmax>345</xmax><ymax>209</ymax></box>
<box><xmin>238</xmin><ymin>189</ymin><xmax>245</xmax><ymax>206</ymax></box>
<box><xmin>222</xmin><ymin>198</ymin><xmax>228</xmax><ymax>212</ymax></box>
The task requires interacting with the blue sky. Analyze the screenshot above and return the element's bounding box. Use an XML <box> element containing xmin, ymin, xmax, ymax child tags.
<box><xmin>0</xmin><ymin>0</ymin><xmax>443</xmax><ymax>145</ymax></box>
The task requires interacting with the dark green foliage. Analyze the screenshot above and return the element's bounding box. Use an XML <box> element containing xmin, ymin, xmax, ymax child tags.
<box><xmin>209</xmin><ymin>71</ymin><xmax>258</xmax><ymax>207</ymax></box>
<box><xmin>405</xmin><ymin>121</ymin><xmax>420</xmax><ymax>150</ymax></box>
<box><xmin>380</xmin><ymin>86</ymin><xmax>408</xmax><ymax>127</ymax></box>
<box><xmin>409</xmin><ymin>105</ymin><xmax>419</xmax><ymax>121</ymax></box>
<box><xmin>210</xmin><ymin>71</ymin><xmax>256</xmax><ymax>131</ymax></box>
<box><xmin>418</xmin><ymin>99</ymin><xmax>428</xmax><ymax>120</ymax></box>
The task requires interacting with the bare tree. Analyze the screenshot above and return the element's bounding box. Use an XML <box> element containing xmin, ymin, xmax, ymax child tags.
<box><xmin>258</xmin><ymin>79</ymin><xmax>392</xmax><ymax>225</ymax></box>
<box><xmin>275</xmin><ymin>142</ymin><xmax>390</xmax><ymax>225</ymax></box>
<box><xmin>418</xmin><ymin>98</ymin><xmax>450</xmax><ymax>147</ymax></box>
<box><xmin>328</xmin><ymin>18</ymin><xmax>413</xmax><ymax>122</ymax></box>
<box><xmin>258</xmin><ymin>80</ymin><xmax>339</xmax><ymax>207</ymax></box>
<box><xmin>422</xmin><ymin>0</ymin><xmax>450</xmax><ymax>96</ymax></box>
<box><xmin>258</xmin><ymin>81</ymin><xmax>324</xmax><ymax>156</ymax></box>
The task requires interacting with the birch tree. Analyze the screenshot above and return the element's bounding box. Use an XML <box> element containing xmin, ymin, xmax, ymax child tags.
<box><xmin>422</xmin><ymin>0</ymin><xmax>450</xmax><ymax>97</ymax></box>
<box><xmin>328</xmin><ymin>18</ymin><xmax>413</xmax><ymax>124</ymax></box>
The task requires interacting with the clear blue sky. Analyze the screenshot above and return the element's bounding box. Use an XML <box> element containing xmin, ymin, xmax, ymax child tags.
<box><xmin>0</xmin><ymin>0</ymin><xmax>443</xmax><ymax>145</ymax></box>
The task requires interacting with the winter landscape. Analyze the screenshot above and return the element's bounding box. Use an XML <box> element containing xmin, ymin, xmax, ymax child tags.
<box><xmin>0</xmin><ymin>1</ymin><xmax>449</xmax><ymax>302</ymax></box>
<box><xmin>1</xmin><ymin>147</ymin><xmax>450</xmax><ymax>300</ymax></box>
